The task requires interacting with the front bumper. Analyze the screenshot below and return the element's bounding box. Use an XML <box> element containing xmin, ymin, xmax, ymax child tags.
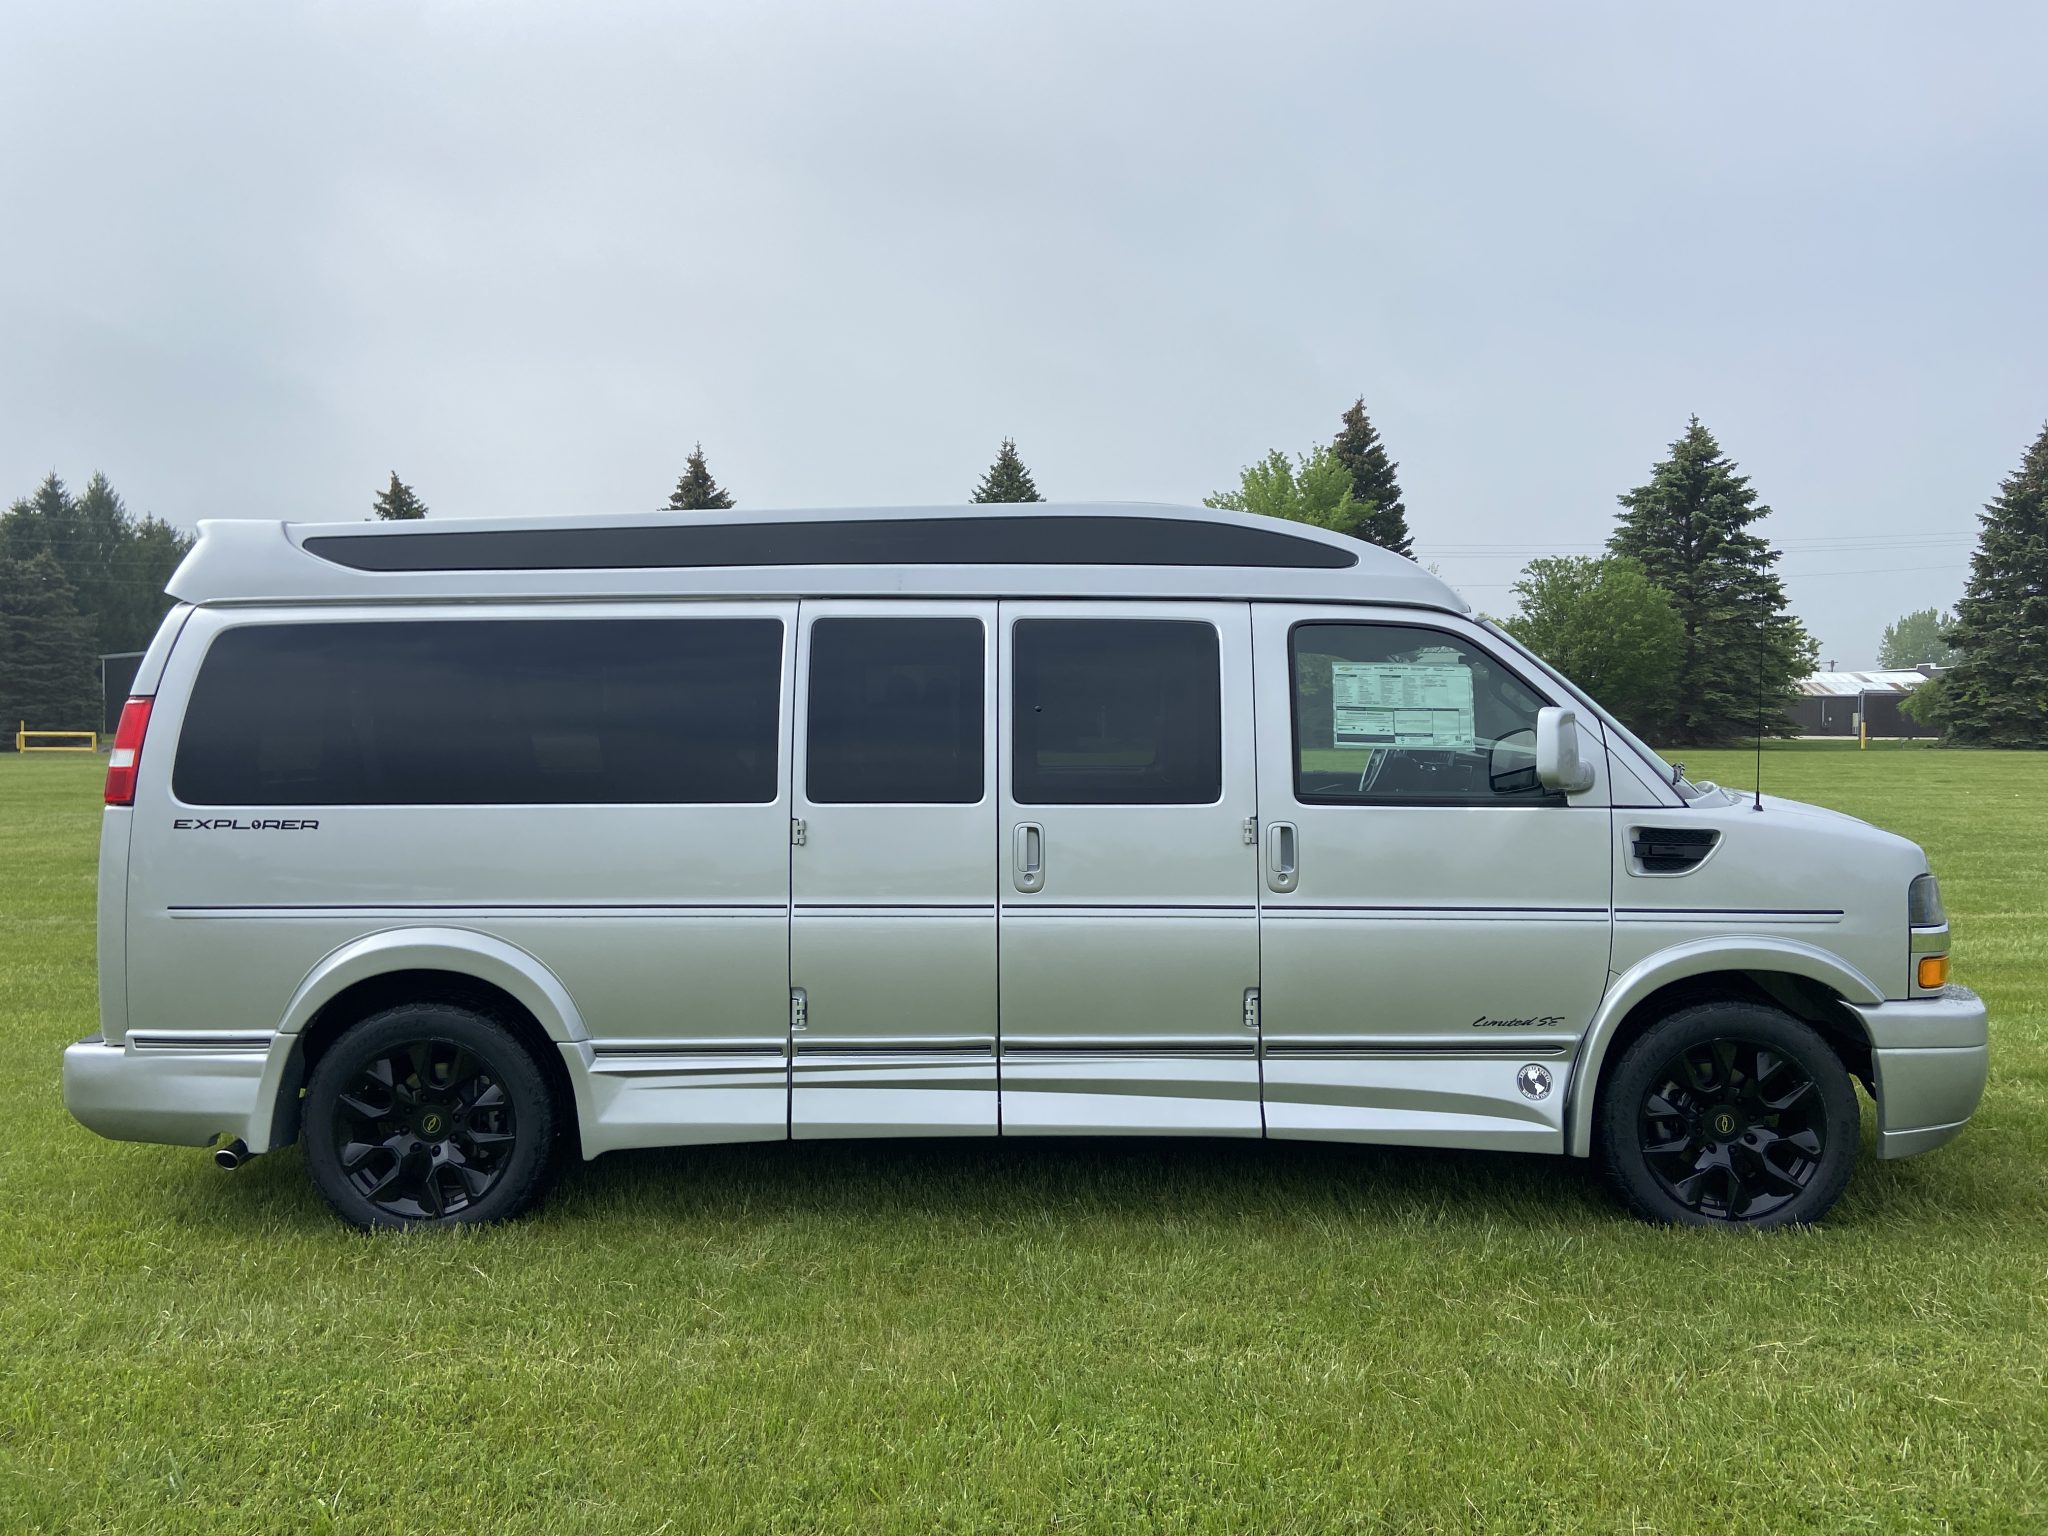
<box><xmin>1846</xmin><ymin>986</ymin><xmax>1990</xmax><ymax>1160</ymax></box>
<box><xmin>62</xmin><ymin>1033</ymin><xmax>276</xmax><ymax>1149</ymax></box>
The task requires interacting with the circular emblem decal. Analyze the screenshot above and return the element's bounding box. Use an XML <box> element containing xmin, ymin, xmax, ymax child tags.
<box><xmin>420</xmin><ymin>1110</ymin><xmax>445</xmax><ymax>1136</ymax></box>
<box><xmin>1515</xmin><ymin>1063</ymin><xmax>1552</xmax><ymax>1101</ymax></box>
<box><xmin>1712</xmin><ymin>1109</ymin><xmax>1737</xmax><ymax>1136</ymax></box>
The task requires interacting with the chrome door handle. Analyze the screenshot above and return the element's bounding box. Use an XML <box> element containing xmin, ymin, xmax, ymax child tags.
<box><xmin>1012</xmin><ymin>821</ymin><xmax>1045</xmax><ymax>893</ymax></box>
<box><xmin>1266</xmin><ymin>821</ymin><xmax>1298</xmax><ymax>893</ymax></box>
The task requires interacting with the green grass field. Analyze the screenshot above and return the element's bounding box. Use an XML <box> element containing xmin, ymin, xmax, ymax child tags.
<box><xmin>1</xmin><ymin>748</ymin><xmax>2043</xmax><ymax>1533</ymax></box>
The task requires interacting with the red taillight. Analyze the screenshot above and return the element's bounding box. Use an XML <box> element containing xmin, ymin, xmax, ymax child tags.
<box><xmin>104</xmin><ymin>697</ymin><xmax>153</xmax><ymax>806</ymax></box>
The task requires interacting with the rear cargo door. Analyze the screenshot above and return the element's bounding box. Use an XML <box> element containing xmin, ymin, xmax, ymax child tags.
<box><xmin>127</xmin><ymin>603</ymin><xmax>798</xmax><ymax>1147</ymax></box>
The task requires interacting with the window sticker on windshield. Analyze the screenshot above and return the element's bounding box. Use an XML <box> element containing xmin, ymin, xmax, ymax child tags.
<box><xmin>1329</xmin><ymin>662</ymin><xmax>1475</xmax><ymax>751</ymax></box>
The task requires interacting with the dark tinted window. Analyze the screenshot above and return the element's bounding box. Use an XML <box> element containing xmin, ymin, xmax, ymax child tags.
<box><xmin>1012</xmin><ymin>619</ymin><xmax>1221</xmax><ymax>805</ymax></box>
<box><xmin>806</xmin><ymin>618</ymin><xmax>985</xmax><ymax>804</ymax></box>
<box><xmin>303</xmin><ymin>515</ymin><xmax>1358</xmax><ymax>573</ymax></box>
<box><xmin>174</xmin><ymin>619</ymin><xmax>783</xmax><ymax>806</ymax></box>
<box><xmin>1290</xmin><ymin>623</ymin><xmax>1555</xmax><ymax>806</ymax></box>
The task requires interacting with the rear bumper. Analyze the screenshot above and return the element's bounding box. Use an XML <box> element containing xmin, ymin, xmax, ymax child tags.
<box><xmin>62</xmin><ymin>1033</ymin><xmax>276</xmax><ymax>1149</ymax></box>
<box><xmin>1847</xmin><ymin>987</ymin><xmax>1990</xmax><ymax>1160</ymax></box>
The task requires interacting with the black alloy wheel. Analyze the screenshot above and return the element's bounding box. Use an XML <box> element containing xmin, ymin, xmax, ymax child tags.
<box><xmin>1599</xmin><ymin>1002</ymin><xmax>1858</xmax><ymax>1230</ymax></box>
<box><xmin>304</xmin><ymin>1005</ymin><xmax>553</xmax><ymax>1229</ymax></box>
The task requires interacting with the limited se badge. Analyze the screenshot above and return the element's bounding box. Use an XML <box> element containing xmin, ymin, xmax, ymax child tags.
<box><xmin>1516</xmin><ymin>1063</ymin><xmax>1553</xmax><ymax>1101</ymax></box>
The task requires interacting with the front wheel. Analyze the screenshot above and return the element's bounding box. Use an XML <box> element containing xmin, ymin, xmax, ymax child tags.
<box><xmin>1598</xmin><ymin>1002</ymin><xmax>1859</xmax><ymax>1230</ymax></box>
<box><xmin>304</xmin><ymin>1005</ymin><xmax>554</xmax><ymax>1230</ymax></box>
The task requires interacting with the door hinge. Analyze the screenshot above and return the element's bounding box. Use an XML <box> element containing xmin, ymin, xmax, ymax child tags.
<box><xmin>1242</xmin><ymin>815</ymin><xmax>1258</xmax><ymax>845</ymax></box>
<box><xmin>1243</xmin><ymin>988</ymin><xmax>1260</xmax><ymax>1031</ymax></box>
<box><xmin>791</xmin><ymin>816</ymin><xmax>807</xmax><ymax>847</ymax></box>
<box><xmin>790</xmin><ymin>987</ymin><xmax>807</xmax><ymax>1030</ymax></box>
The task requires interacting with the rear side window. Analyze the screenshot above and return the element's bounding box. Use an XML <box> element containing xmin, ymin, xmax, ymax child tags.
<box><xmin>173</xmin><ymin>619</ymin><xmax>784</xmax><ymax>805</ymax></box>
<box><xmin>806</xmin><ymin>618</ymin><xmax>985</xmax><ymax>804</ymax></box>
<box><xmin>1011</xmin><ymin>619</ymin><xmax>1221</xmax><ymax>805</ymax></box>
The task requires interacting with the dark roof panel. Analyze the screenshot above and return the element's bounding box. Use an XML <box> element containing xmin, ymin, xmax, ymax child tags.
<box><xmin>302</xmin><ymin>515</ymin><xmax>1360</xmax><ymax>574</ymax></box>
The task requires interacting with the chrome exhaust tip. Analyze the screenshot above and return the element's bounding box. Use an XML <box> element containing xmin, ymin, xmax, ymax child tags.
<box><xmin>214</xmin><ymin>1138</ymin><xmax>251</xmax><ymax>1172</ymax></box>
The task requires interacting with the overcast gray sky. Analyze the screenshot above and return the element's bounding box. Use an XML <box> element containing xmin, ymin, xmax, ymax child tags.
<box><xmin>5</xmin><ymin>1</ymin><xmax>2044</xmax><ymax>667</ymax></box>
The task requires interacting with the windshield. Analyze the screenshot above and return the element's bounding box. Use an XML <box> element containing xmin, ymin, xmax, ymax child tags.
<box><xmin>1480</xmin><ymin>619</ymin><xmax>1708</xmax><ymax>799</ymax></box>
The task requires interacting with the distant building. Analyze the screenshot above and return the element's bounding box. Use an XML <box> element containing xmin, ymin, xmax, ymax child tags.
<box><xmin>1788</xmin><ymin>667</ymin><xmax>1941</xmax><ymax>738</ymax></box>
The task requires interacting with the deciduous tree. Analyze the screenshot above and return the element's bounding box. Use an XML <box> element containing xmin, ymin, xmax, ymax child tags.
<box><xmin>1877</xmin><ymin>607</ymin><xmax>1956</xmax><ymax>670</ymax></box>
<box><xmin>1205</xmin><ymin>445</ymin><xmax>1360</xmax><ymax>533</ymax></box>
<box><xmin>1500</xmin><ymin>556</ymin><xmax>1684</xmax><ymax>737</ymax></box>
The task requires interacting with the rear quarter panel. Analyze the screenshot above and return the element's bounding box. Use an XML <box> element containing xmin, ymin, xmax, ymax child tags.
<box><xmin>121</xmin><ymin>603</ymin><xmax>795</xmax><ymax>1055</ymax></box>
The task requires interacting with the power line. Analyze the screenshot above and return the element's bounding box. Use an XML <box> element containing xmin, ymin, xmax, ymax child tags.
<box><xmin>1417</xmin><ymin>535</ymin><xmax>1976</xmax><ymax>559</ymax></box>
<box><xmin>1456</xmin><ymin>562</ymin><xmax>1970</xmax><ymax>589</ymax></box>
<box><xmin>1777</xmin><ymin>564</ymin><xmax>1972</xmax><ymax>578</ymax></box>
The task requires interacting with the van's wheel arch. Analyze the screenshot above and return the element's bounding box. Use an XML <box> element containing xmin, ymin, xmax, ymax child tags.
<box><xmin>302</xmin><ymin>1003</ymin><xmax>555</xmax><ymax>1229</ymax></box>
<box><xmin>1597</xmin><ymin>999</ymin><xmax>1859</xmax><ymax>1229</ymax></box>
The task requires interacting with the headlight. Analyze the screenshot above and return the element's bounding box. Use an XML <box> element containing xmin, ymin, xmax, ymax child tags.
<box><xmin>1908</xmin><ymin>873</ymin><xmax>1946</xmax><ymax>928</ymax></box>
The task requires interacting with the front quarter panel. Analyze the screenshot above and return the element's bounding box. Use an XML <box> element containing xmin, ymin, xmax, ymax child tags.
<box><xmin>1611</xmin><ymin>794</ymin><xmax>1926</xmax><ymax>1003</ymax></box>
<box><xmin>1565</xmin><ymin>935</ymin><xmax>1886</xmax><ymax>1157</ymax></box>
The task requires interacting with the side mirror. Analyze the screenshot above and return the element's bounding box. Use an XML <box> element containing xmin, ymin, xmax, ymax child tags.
<box><xmin>1535</xmin><ymin>707</ymin><xmax>1596</xmax><ymax>795</ymax></box>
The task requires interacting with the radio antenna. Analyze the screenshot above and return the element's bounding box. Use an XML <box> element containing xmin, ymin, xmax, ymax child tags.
<box><xmin>1752</xmin><ymin>643</ymin><xmax>1766</xmax><ymax>812</ymax></box>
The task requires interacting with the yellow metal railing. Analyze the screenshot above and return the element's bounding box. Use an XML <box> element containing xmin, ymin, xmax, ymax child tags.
<box><xmin>16</xmin><ymin>722</ymin><xmax>99</xmax><ymax>753</ymax></box>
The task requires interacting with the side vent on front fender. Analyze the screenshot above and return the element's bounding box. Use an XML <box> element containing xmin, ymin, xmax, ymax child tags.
<box><xmin>1629</xmin><ymin>826</ymin><xmax>1721</xmax><ymax>876</ymax></box>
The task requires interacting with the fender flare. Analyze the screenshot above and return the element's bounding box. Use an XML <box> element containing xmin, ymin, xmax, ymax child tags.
<box><xmin>1564</xmin><ymin>936</ymin><xmax>1883</xmax><ymax>1158</ymax></box>
<box><xmin>248</xmin><ymin>926</ymin><xmax>588</xmax><ymax>1151</ymax></box>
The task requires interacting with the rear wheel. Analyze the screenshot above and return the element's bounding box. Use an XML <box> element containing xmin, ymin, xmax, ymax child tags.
<box><xmin>304</xmin><ymin>1005</ymin><xmax>554</xmax><ymax>1230</ymax></box>
<box><xmin>1599</xmin><ymin>1001</ymin><xmax>1858</xmax><ymax>1230</ymax></box>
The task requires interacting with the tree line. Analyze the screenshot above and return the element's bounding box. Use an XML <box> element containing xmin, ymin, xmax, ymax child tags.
<box><xmin>0</xmin><ymin>474</ymin><xmax>192</xmax><ymax>739</ymax></box>
<box><xmin>7</xmin><ymin>409</ymin><xmax>2045</xmax><ymax>749</ymax></box>
<box><xmin>1498</xmin><ymin>417</ymin><xmax>1817</xmax><ymax>745</ymax></box>
<box><xmin>1495</xmin><ymin>418</ymin><xmax>2048</xmax><ymax>748</ymax></box>
<box><xmin>643</xmin><ymin>403</ymin><xmax>1417</xmax><ymax>549</ymax></box>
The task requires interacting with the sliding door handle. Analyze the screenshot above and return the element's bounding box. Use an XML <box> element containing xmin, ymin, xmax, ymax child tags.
<box><xmin>1012</xmin><ymin>821</ymin><xmax>1045</xmax><ymax>893</ymax></box>
<box><xmin>1266</xmin><ymin>821</ymin><xmax>1298</xmax><ymax>893</ymax></box>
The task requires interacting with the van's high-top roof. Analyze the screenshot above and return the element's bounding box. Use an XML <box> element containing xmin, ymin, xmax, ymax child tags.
<box><xmin>166</xmin><ymin>502</ymin><xmax>1469</xmax><ymax>612</ymax></box>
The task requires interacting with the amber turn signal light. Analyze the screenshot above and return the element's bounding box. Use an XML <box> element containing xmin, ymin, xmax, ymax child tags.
<box><xmin>1917</xmin><ymin>954</ymin><xmax>1950</xmax><ymax>990</ymax></box>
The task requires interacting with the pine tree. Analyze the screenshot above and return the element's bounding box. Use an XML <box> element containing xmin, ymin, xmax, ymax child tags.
<box><xmin>1926</xmin><ymin>421</ymin><xmax>2048</xmax><ymax>746</ymax></box>
<box><xmin>0</xmin><ymin>549</ymin><xmax>100</xmax><ymax>741</ymax></box>
<box><xmin>0</xmin><ymin>472</ymin><xmax>72</xmax><ymax>566</ymax></box>
<box><xmin>1330</xmin><ymin>399</ymin><xmax>1413</xmax><ymax>557</ymax></box>
<box><xmin>970</xmin><ymin>439</ymin><xmax>1044</xmax><ymax>503</ymax></box>
<box><xmin>1608</xmin><ymin>418</ymin><xmax>1816</xmax><ymax>744</ymax></box>
<box><xmin>372</xmin><ymin>472</ymin><xmax>429</xmax><ymax>520</ymax></box>
<box><xmin>667</xmin><ymin>445</ymin><xmax>735</xmax><ymax>510</ymax></box>
<box><xmin>66</xmin><ymin>473</ymin><xmax>141</xmax><ymax>653</ymax></box>
<box><xmin>0</xmin><ymin>471</ymin><xmax>192</xmax><ymax>654</ymax></box>
<box><xmin>118</xmin><ymin>515</ymin><xmax>196</xmax><ymax>650</ymax></box>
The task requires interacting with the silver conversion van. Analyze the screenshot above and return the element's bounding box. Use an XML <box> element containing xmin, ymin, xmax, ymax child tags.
<box><xmin>63</xmin><ymin>505</ymin><xmax>1989</xmax><ymax>1229</ymax></box>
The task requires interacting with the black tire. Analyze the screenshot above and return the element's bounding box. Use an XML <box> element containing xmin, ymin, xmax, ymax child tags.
<box><xmin>304</xmin><ymin>1004</ymin><xmax>554</xmax><ymax>1230</ymax></box>
<box><xmin>1598</xmin><ymin>1001</ymin><xmax>1858</xmax><ymax>1230</ymax></box>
